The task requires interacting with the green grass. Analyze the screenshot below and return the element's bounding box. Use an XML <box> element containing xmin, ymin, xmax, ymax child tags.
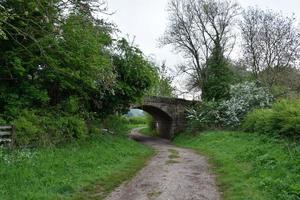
<box><xmin>0</xmin><ymin>128</ymin><xmax>153</xmax><ymax>199</ymax></box>
<box><xmin>127</xmin><ymin>116</ymin><xmax>148</xmax><ymax>125</ymax></box>
<box><xmin>173</xmin><ymin>131</ymin><xmax>300</xmax><ymax>200</ymax></box>
<box><xmin>139</xmin><ymin>127</ymin><xmax>158</xmax><ymax>137</ymax></box>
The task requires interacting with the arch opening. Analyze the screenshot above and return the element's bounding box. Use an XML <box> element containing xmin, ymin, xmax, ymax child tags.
<box><xmin>135</xmin><ymin>105</ymin><xmax>173</xmax><ymax>139</ymax></box>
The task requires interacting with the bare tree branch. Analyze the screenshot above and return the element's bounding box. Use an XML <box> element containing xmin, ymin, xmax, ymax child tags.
<box><xmin>240</xmin><ymin>7</ymin><xmax>300</xmax><ymax>86</ymax></box>
<box><xmin>160</xmin><ymin>0</ymin><xmax>239</xmax><ymax>92</ymax></box>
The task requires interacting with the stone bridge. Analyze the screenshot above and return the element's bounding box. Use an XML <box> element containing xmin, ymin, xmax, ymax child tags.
<box><xmin>134</xmin><ymin>96</ymin><xmax>196</xmax><ymax>139</ymax></box>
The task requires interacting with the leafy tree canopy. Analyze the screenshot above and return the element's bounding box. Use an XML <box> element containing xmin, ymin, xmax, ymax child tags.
<box><xmin>0</xmin><ymin>0</ymin><xmax>158</xmax><ymax>120</ymax></box>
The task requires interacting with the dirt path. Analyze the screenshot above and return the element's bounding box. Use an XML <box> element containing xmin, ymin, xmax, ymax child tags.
<box><xmin>105</xmin><ymin>128</ymin><xmax>221</xmax><ymax>200</ymax></box>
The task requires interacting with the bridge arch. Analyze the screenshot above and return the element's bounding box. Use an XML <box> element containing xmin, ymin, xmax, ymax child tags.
<box><xmin>135</xmin><ymin>105</ymin><xmax>173</xmax><ymax>139</ymax></box>
<box><xmin>133</xmin><ymin>96</ymin><xmax>195</xmax><ymax>139</ymax></box>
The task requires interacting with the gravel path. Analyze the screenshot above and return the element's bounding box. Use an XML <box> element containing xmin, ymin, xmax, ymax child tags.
<box><xmin>105</xmin><ymin>128</ymin><xmax>221</xmax><ymax>200</ymax></box>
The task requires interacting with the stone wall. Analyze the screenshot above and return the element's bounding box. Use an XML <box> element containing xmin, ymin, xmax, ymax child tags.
<box><xmin>135</xmin><ymin>96</ymin><xmax>196</xmax><ymax>139</ymax></box>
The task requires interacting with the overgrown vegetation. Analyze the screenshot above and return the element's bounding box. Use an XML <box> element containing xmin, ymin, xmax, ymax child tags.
<box><xmin>0</xmin><ymin>1</ymin><xmax>172</xmax><ymax>198</ymax></box>
<box><xmin>0</xmin><ymin>116</ymin><xmax>154</xmax><ymax>200</ymax></box>
<box><xmin>0</xmin><ymin>0</ymin><xmax>173</xmax><ymax>147</ymax></box>
<box><xmin>187</xmin><ymin>81</ymin><xmax>273</xmax><ymax>130</ymax></box>
<box><xmin>174</xmin><ymin>131</ymin><xmax>300</xmax><ymax>200</ymax></box>
<box><xmin>139</xmin><ymin>114</ymin><xmax>159</xmax><ymax>137</ymax></box>
<box><xmin>243</xmin><ymin>99</ymin><xmax>300</xmax><ymax>139</ymax></box>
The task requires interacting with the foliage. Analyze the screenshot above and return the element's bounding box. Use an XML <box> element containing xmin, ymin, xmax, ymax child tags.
<box><xmin>12</xmin><ymin>109</ymin><xmax>89</xmax><ymax>147</ymax></box>
<box><xmin>174</xmin><ymin>131</ymin><xmax>300</xmax><ymax>200</ymax></box>
<box><xmin>139</xmin><ymin>114</ymin><xmax>158</xmax><ymax>137</ymax></box>
<box><xmin>127</xmin><ymin>116</ymin><xmax>148</xmax><ymax>125</ymax></box>
<box><xmin>0</xmin><ymin>118</ymin><xmax>153</xmax><ymax>199</ymax></box>
<box><xmin>147</xmin><ymin>62</ymin><xmax>175</xmax><ymax>97</ymax></box>
<box><xmin>140</xmin><ymin>127</ymin><xmax>159</xmax><ymax>137</ymax></box>
<box><xmin>243</xmin><ymin>99</ymin><xmax>300</xmax><ymax>139</ymax></box>
<box><xmin>186</xmin><ymin>101</ymin><xmax>220</xmax><ymax>131</ymax></box>
<box><xmin>0</xmin><ymin>5</ymin><xmax>11</xmax><ymax>40</ymax></box>
<box><xmin>102</xmin><ymin>39</ymin><xmax>157</xmax><ymax>115</ymax></box>
<box><xmin>218</xmin><ymin>81</ymin><xmax>273</xmax><ymax>127</ymax></box>
<box><xmin>101</xmin><ymin>115</ymin><xmax>130</xmax><ymax>135</ymax></box>
<box><xmin>146</xmin><ymin>113</ymin><xmax>156</xmax><ymax>133</ymax></box>
<box><xmin>202</xmin><ymin>45</ymin><xmax>233</xmax><ymax>101</ymax></box>
<box><xmin>187</xmin><ymin>81</ymin><xmax>273</xmax><ymax>129</ymax></box>
<box><xmin>0</xmin><ymin>0</ymin><xmax>159</xmax><ymax>146</ymax></box>
<box><xmin>260</xmin><ymin>67</ymin><xmax>300</xmax><ymax>98</ymax></box>
<box><xmin>0</xmin><ymin>117</ymin><xmax>6</xmax><ymax>125</ymax></box>
<box><xmin>161</xmin><ymin>0</ymin><xmax>239</xmax><ymax>96</ymax></box>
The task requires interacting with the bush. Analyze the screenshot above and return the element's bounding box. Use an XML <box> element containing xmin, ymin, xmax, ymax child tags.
<box><xmin>127</xmin><ymin>116</ymin><xmax>147</xmax><ymax>125</ymax></box>
<box><xmin>13</xmin><ymin>110</ymin><xmax>40</xmax><ymax>146</ymax></box>
<box><xmin>146</xmin><ymin>114</ymin><xmax>156</xmax><ymax>133</ymax></box>
<box><xmin>187</xmin><ymin>81</ymin><xmax>273</xmax><ymax>130</ymax></box>
<box><xmin>102</xmin><ymin>115</ymin><xmax>129</xmax><ymax>135</ymax></box>
<box><xmin>186</xmin><ymin>101</ymin><xmax>220</xmax><ymax>131</ymax></box>
<box><xmin>12</xmin><ymin>110</ymin><xmax>88</xmax><ymax>147</ymax></box>
<box><xmin>0</xmin><ymin>117</ymin><xmax>7</xmax><ymax>126</ymax></box>
<box><xmin>218</xmin><ymin>81</ymin><xmax>273</xmax><ymax>127</ymax></box>
<box><xmin>243</xmin><ymin>99</ymin><xmax>300</xmax><ymax>138</ymax></box>
<box><xmin>242</xmin><ymin>109</ymin><xmax>275</xmax><ymax>134</ymax></box>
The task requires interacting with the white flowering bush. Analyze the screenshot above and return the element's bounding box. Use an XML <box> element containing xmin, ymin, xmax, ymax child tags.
<box><xmin>218</xmin><ymin>82</ymin><xmax>274</xmax><ymax>127</ymax></box>
<box><xmin>186</xmin><ymin>101</ymin><xmax>221</xmax><ymax>131</ymax></box>
<box><xmin>187</xmin><ymin>81</ymin><xmax>274</xmax><ymax>130</ymax></box>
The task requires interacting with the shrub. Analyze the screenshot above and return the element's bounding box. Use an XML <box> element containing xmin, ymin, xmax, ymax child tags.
<box><xmin>102</xmin><ymin>115</ymin><xmax>129</xmax><ymax>135</ymax></box>
<box><xmin>127</xmin><ymin>116</ymin><xmax>147</xmax><ymax>125</ymax></box>
<box><xmin>187</xmin><ymin>81</ymin><xmax>273</xmax><ymax>130</ymax></box>
<box><xmin>218</xmin><ymin>81</ymin><xmax>273</xmax><ymax>127</ymax></box>
<box><xmin>12</xmin><ymin>110</ymin><xmax>88</xmax><ymax>147</ymax></box>
<box><xmin>13</xmin><ymin>110</ymin><xmax>40</xmax><ymax>146</ymax></box>
<box><xmin>52</xmin><ymin>115</ymin><xmax>88</xmax><ymax>141</ymax></box>
<box><xmin>242</xmin><ymin>109</ymin><xmax>275</xmax><ymax>134</ymax></box>
<box><xmin>186</xmin><ymin>101</ymin><xmax>220</xmax><ymax>131</ymax></box>
<box><xmin>243</xmin><ymin>99</ymin><xmax>300</xmax><ymax>138</ymax></box>
<box><xmin>0</xmin><ymin>117</ymin><xmax>7</xmax><ymax>125</ymax></box>
<box><xmin>272</xmin><ymin>100</ymin><xmax>300</xmax><ymax>137</ymax></box>
<box><xmin>146</xmin><ymin>114</ymin><xmax>156</xmax><ymax>133</ymax></box>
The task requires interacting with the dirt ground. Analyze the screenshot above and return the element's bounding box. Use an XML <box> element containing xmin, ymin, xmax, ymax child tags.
<box><xmin>105</xmin><ymin>128</ymin><xmax>221</xmax><ymax>200</ymax></box>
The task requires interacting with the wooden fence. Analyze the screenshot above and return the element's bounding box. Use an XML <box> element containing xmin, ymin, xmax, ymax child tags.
<box><xmin>0</xmin><ymin>125</ymin><xmax>15</xmax><ymax>148</ymax></box>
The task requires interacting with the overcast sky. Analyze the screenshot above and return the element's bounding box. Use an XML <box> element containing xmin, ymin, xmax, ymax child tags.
<box><xmin>104</xmin><ymin>0</ymin><xmax>300</xmax><ymax>98</ymax></box>
<box><xmin>106</xmin><ymin>0</ymin><xmax>300</xmax><ymax>66</ymax></box>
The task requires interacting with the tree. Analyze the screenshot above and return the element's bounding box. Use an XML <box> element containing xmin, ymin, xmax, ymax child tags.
<box><xmin>148</xmin><ymin>62</ymin><xmax>175</xmax><ymax>97</ymax></box>
<box><xmin>240</xmin><ymin>7</ymin><xmax>300</xmax><ymax>87</ymax></box>
<box><xmin>202</xmin><ymin>45</ymin><xmax>233</xmax><ymax>100</ymax></box>
<box><xmin>0</xmin><ymin>0</ymin><xmax>156</xmax><ymax>119</ymax></box>
<box><xmin>161</xmin><ymin>0</ymin><xmax>239</xmax><ymax>100</ymax></box>
<box><xmin>101</xmin><ymin>39</ymin><xmax>157</xmax><ymax>116</ymax></box>
<box><xmin>0</xmin><ymin>4</ymin><xmax>10</xmax><ymax>39</ymax></box>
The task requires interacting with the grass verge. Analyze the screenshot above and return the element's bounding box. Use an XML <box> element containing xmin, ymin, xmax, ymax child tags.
<box><xmin>173</xmin><ymin>131</ymin><xmax>300</xmax><ymax>200</ymax></box>
<box><xmin>139</xmin><ymin>127</ymin><xmax>158</xmax><ymax>137</ymax></box>
<box><xmin>0</xmin><ymin>125</ymin><xmax>153</xmax><ymax>199</ymax></box>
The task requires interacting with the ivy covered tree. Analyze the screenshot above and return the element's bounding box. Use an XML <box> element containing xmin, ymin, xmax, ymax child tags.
<box><xmin>161</xmin><ymin>0</ymin><xmax>239</xmax><ymax>99</ymax></box>
<box><xmin>202</xmin><ymin>44</ymin><xmax>233</xmax><ymax>101</ymax></box>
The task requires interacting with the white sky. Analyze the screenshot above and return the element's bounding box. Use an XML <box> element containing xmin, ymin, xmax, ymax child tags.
<box><xmin>104</xmin><ymin>0</ymin><xmax>300</xmax><ymax>98</ymax></box>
